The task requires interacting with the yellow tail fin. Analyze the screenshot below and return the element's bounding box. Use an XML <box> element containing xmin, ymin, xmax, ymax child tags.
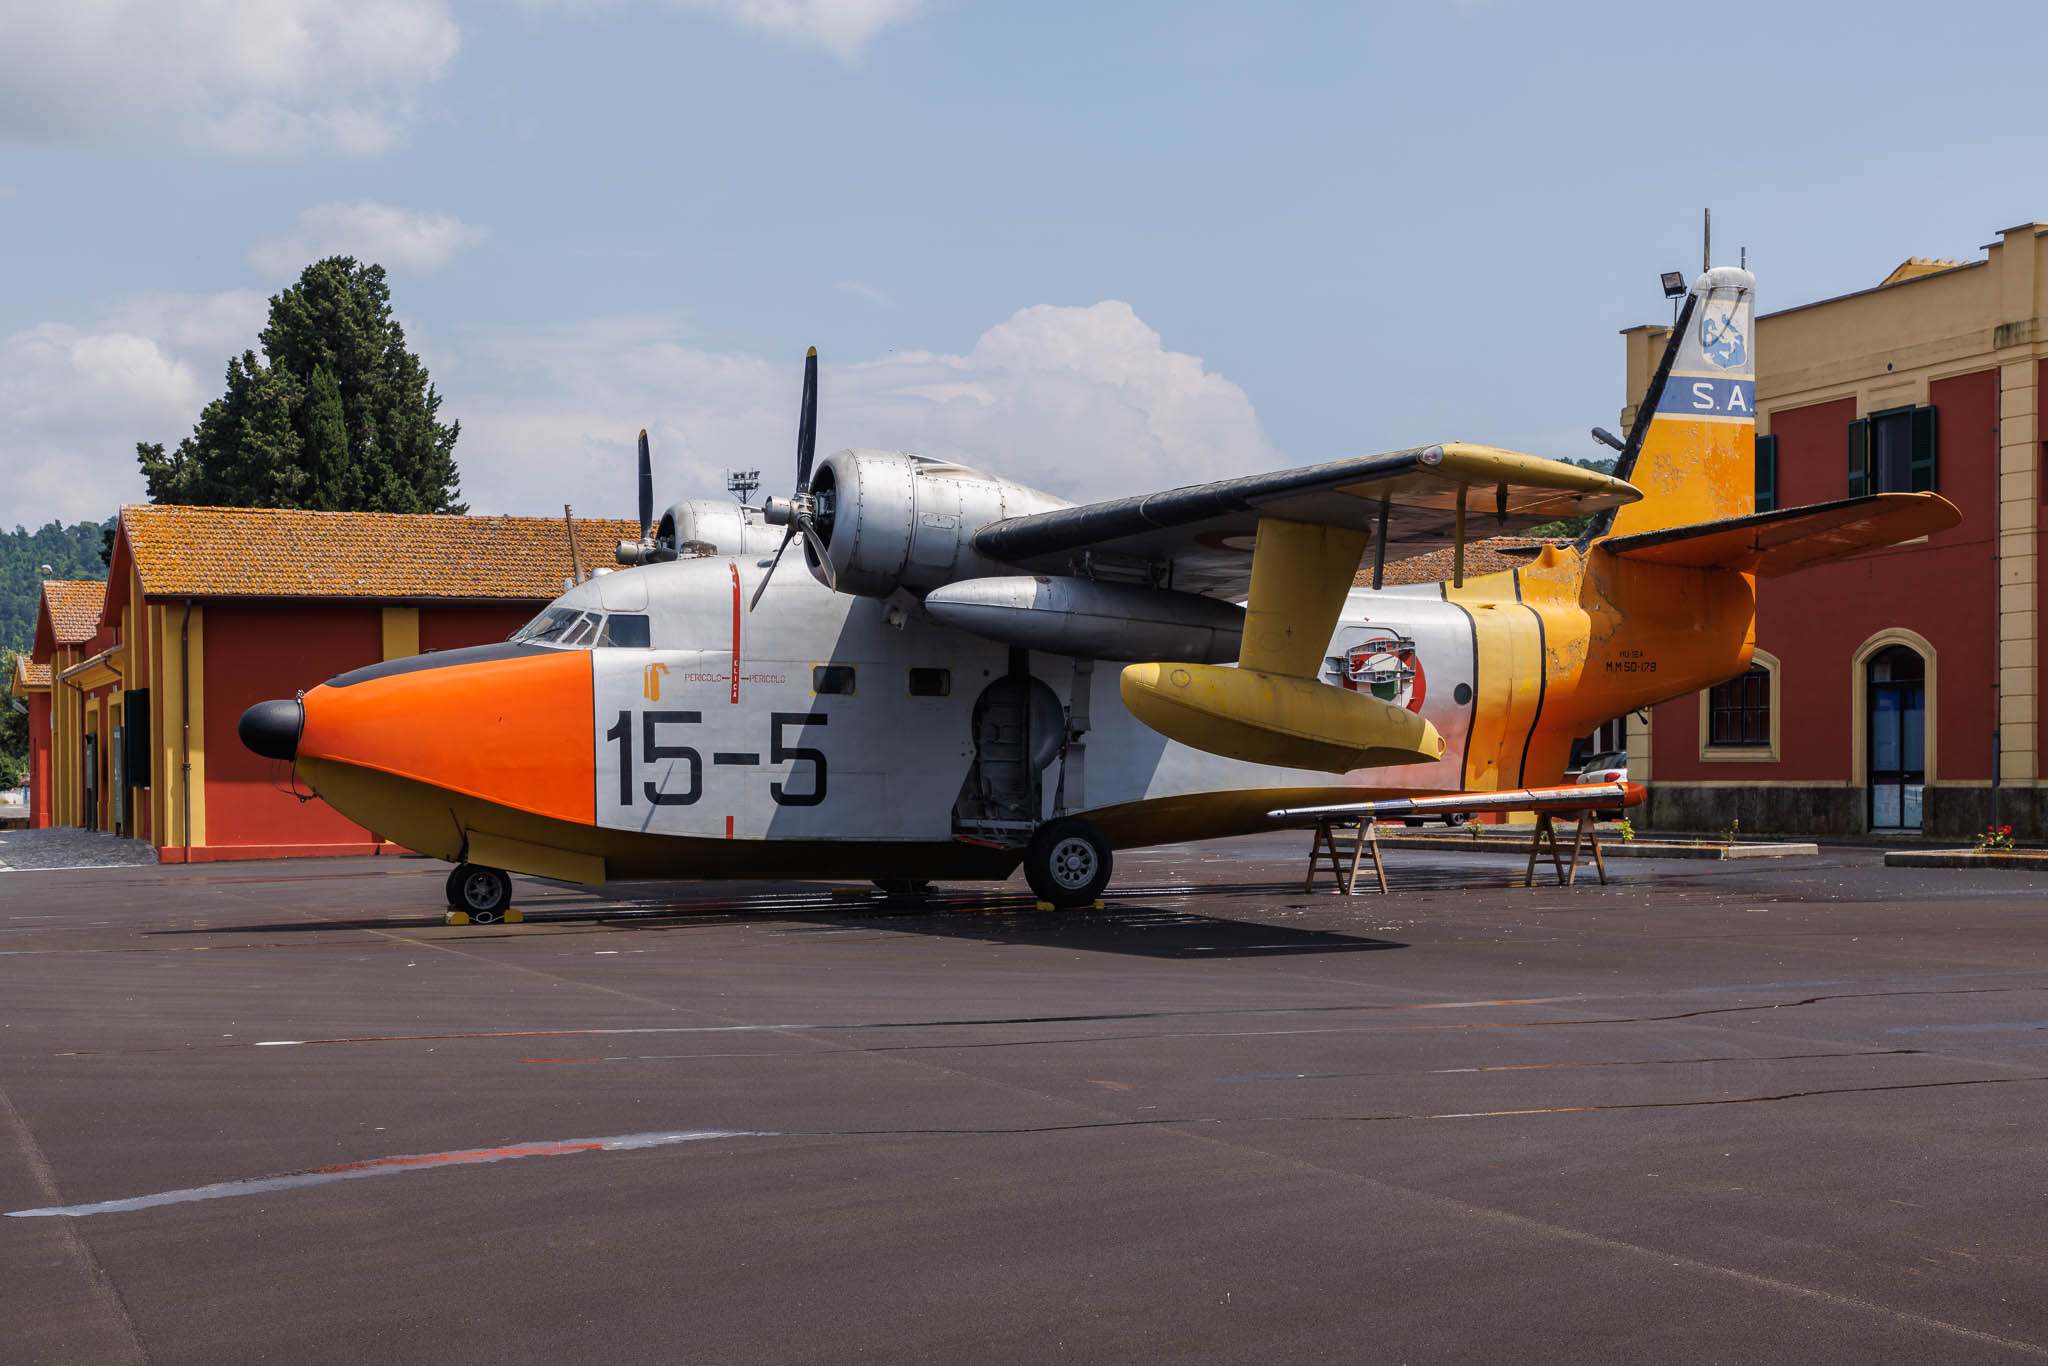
<box><xmin>1603</xmin><ymin>266</ymin><xmax>1756</xmax><ymax>539</ymax></box>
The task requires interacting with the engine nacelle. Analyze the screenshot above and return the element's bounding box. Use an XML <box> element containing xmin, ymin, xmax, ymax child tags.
<box><xmin>619</xmin><ymin>500</ymin><xmax>785</xmax><ymax>564</ymax></box>
<box><xmin>924</xmin><ymin>576</ymin><xmax>1244</xmax><ymax>663</ymax></box>
<box><xmin>806</xmin><ymin>449</ymin><xmax>1069</xmax><ymax>597</ymax></box>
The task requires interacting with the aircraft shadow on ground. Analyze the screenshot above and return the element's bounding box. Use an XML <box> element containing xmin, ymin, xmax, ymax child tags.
<box><xmin>145</xmin><ymin>883</ymin><xmax>1407</xmax><ymax>959</ymax></box>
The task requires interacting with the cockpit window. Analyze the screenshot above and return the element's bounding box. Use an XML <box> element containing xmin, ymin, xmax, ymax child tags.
<box><xmin>514</xmin><ymin>607</ymin><xmax>654</xmax><ymax>650</ymax></box>
<box><xmin>513</xmin><ymin>606</ymin><xmax>582</xmax><ymax>644</ymax></box>
<box><xmin>600</xmin><ymin>614</ymin><xmax>651</xmax><ymax>648</ymax></box>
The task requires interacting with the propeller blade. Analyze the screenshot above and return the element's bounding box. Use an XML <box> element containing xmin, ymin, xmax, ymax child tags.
<box><xmin>749</xmin><ymin>525</ymin><xmax>797</xmax><ymax>611</ymax></box>
<box><xmin>637</xmin><ymin>429</ymin><xmax>654</xmax><ymax>540</ymax></box>
<box><xmin>795</xmin><ymin>346</ymin><xmax>818</xmax><ymax>491</ymax></box>
<box><xmin>796</xmin><ymin>510</ymin><xmax>836</xmax><ymax>590</ymax></box>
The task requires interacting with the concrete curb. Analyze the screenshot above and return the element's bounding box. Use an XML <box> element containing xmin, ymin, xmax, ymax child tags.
<box><xmin>1376</xmin><ymin>836</ymin><xmax>1821</xmax><ymax>860</ymax></box>
<box><xmin>1883</xmin><ymin>849</ymin><xmax>2048</xmax><ymax>870</ymax></box>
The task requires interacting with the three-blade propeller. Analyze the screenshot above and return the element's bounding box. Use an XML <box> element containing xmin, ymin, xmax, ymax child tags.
<box><xmin>752</xmin><ymin>346</ymin><xmax>833</xmax><ymax>610</ymax></box>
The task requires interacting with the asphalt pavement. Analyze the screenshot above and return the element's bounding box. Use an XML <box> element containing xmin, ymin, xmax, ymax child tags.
<box><xmin>4</xmin><ymin>836</ymin><xmax>2047</xmax><ymax>1363</ymax></box>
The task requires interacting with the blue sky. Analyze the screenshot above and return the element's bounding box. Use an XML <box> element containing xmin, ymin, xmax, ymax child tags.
<box><xmin>5</xmin><ymin>0</ymin><xmax>2045</xmax><ymax>531</ymax></box>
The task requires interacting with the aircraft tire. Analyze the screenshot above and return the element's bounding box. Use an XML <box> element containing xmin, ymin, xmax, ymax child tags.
<box><xmin>448</xmin><ymin>863</ymin><xmax>513</xmax><ymax>922</ymax></box>
<box><xmin>1023</xmin><ymin>817</ymin><xmax>1113</xmax><ymax>908</ymax></box>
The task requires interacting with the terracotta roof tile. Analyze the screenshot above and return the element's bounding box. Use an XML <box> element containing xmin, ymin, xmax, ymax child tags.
<box><xmin>41</xmin><ymin>580</ymin><xmax>108</xmax><ymax>644</ymax></box>
<box><xmin>11</xmin><ymin>657</ymin><xmax>51</xmax><ymax>693</ymax></box>
<box><xmin>121</xmin><ymin>505</ymin><xmax>641</xmax><ymax>602</ymax></box>
<box><xmin>1360</xmin><ymin>536</ymin><xmax>1559</xmax><ymax>588</ymax></box>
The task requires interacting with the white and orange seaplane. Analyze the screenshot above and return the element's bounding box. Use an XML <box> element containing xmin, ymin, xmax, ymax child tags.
<box><xmin>240</xmin><ymin>266</ymin><xmax>1957</xmax><ymax>917</ymax></box>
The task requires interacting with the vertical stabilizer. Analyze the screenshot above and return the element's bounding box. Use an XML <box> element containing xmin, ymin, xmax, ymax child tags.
<box><xmin>1602</xmin><ymin>267</ymin><xmax>1756</xmax><ymax>539</ymax></box>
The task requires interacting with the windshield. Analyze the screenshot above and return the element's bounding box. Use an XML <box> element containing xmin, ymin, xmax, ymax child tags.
<box><xmin>512</xmin><ymin>607</ymin><xmax>591</xmax><ymax>645</ymax></box>
<box><xmin>512</xmin><ymin>607</ymin><xmax>653</xmax><ymax>649</ymax></box>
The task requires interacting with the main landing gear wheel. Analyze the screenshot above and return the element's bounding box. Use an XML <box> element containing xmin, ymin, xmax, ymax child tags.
<box><xmin>1023</xmin><ymin>817</ymin><xmax>1113</xmax><ymax>908</ymax></box>
<box><xmin>446</xmin><ymin>864</ymin><xmax>513</xmax><ymax>923</ymax></box>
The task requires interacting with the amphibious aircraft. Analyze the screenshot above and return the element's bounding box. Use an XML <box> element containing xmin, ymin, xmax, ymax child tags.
<box><xmin>241</xmin><ymin>265</ymin><xmax>1958</xmax><ymax>917</ymax></box>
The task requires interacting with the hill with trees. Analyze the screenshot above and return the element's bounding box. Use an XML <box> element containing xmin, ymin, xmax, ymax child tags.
<box><xmin>2</xmin><ymin>520</ymin><xmax>108</xmax><ymax>788</ymax></box>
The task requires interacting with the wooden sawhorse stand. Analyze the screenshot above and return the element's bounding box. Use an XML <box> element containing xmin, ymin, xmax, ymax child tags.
<box><xmin>1524</xmin><ymin>809</ymin><xmax>1608</xmax><ymax>886</ymax></box>
<box><xmin>1304</xmin><ymin>818</ymin><xmax>1389</xmax><ymax>895</ymax></box>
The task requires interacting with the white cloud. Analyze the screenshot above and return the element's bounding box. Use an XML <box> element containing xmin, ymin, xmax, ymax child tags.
<box><xmin>0</xmin><ymin>292</ymin><xmax>268</xmax><ymax>530</ymax></box>
<box><xmin>0</xmin><ymin>1</ymin><xmax>459</xmax><ymax>156</ymax></box>
<box><xmin>250</xmin><ymin>202</ymin><xmax>488</xmax><ymax>277</ymax></box>
<box><xmin>514</xmin><ymin>0</ymin><xmax>923</xmax><ymax>61</ymax></box>
<box><xmin>2</xmin><ymin>295</ymin><xmax>1277</xmax><ymax>535</ymax></box>
<box><xmin>446</xmin><ymin>301</ymin><xmax>1280</xmax><ymax>520</ymax></box>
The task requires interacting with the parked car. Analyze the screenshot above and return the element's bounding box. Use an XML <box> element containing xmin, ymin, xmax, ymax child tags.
<box><xmin>1571</xmin><ymin>750</ymin><xmax>1629</xmax><ymax>786</ymax></box>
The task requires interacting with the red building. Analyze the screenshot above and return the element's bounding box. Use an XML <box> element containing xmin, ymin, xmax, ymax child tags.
<box><xmin>22</xmin><ymin>505</ymin><xmax>632</xmax><ymax>861</ymax></box>
<box><xmin>1633</xmin><ymin>225</ymin><xmax>2048</xmax><ymax>838</ymax></box>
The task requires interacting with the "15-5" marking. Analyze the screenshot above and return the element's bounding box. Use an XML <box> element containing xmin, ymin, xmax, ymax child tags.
<box><xmin>604</xmin><ymin>710</ymin><xmax>828</xmax><ymax>807</ymax></box>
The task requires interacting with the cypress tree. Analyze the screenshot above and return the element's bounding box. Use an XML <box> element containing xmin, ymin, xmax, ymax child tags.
<box><xmin>138</xmin><ymin>257</ymin><xmax>465</xmax><ymax>513</ymax></box>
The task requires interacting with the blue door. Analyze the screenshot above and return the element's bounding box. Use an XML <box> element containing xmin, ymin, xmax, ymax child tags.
<box><xmin>1868</xmin><ymin>646</ymin><xmax>1925</xmax><ymax>830</ymax></box>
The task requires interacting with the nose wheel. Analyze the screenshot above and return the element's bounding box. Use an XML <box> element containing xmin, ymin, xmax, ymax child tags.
<box><xmin>446</xmin><ymin>864</ymin><xmax>513</xmax><ymax>923</ymax></box>
<box><xmin>1023</xmin><ymin>817</ymin><xmax>1113</xmax><ymax>908</ymax></box>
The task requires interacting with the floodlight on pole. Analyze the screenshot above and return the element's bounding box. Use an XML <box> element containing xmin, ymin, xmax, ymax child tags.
<box><xmin>727</xmin><ymin>468</ymin><xmax>762</xmax><ymax>505</ymax></box>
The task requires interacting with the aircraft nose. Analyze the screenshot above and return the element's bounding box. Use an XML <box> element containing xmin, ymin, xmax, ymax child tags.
<box><xmin>238</xmin><ymin>698</ymin><xmax>304</xmax><ymax>762</ymax></box>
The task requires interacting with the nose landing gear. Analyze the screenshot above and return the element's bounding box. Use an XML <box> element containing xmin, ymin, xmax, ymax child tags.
<box><xmin>445</xmin><ymin>863</ymin><xmax>515</xmax><ymax>924</ymax></box>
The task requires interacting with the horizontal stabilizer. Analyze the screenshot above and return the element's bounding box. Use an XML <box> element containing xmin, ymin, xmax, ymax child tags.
<box><xmin>1269</xmin><ymin>782</ymin><xmax>1646</xmax><ymax>822</ymax></box>
<box><xmin>1599</xmin><ymin>493</ymin><xmax>1960</xmax><ymax>577</ymax></box>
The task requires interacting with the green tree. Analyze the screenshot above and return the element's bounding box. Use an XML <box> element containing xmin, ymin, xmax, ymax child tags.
<box><xmin>138</xmin><ymin>257</ymin><xmax>465</xmax><ymax>513</ymax></box>
<box><xmin>0</xmin><ymin>647</ymin><xmax>26</xmax><ymax>789</ymax></box>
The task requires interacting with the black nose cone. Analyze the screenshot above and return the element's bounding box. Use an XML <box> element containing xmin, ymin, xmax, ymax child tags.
<box><xmin>239</xmin><ymin>698</ymin><xmax>303</xmax><ymax>762</ymax></box>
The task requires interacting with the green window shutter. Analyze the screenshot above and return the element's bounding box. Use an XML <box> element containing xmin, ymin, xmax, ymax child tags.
<box><xmin>1755</xmin><ymin>434</ymin><xmax>1777</xmax><ymax>512</ymax></box>
<box><xmin>1909</xmin><ymin>405</ymin><xmax>1937</xmax><ymax>492</ymax></box>
<box><xmin>1847</xmin><ymin>417</ymin><xmax>1870</xmax><ymax>497</ymax></box>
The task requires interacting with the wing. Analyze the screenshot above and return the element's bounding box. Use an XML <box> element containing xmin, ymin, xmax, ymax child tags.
<box><xmin>1600</xmin><ymin>492</ymin><xmax>1961</xmax><ymax>576</ymax></box>
<box><xmin>971</xmin><ymin>443</ymin><xmax>1641</xmax><ymax>599</ymax></box>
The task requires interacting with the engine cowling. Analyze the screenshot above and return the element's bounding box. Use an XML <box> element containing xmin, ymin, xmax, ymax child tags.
<box><xmin>804</xmin><ymin>449</ymin><xmax>1069</xmax><ymax>597</ymax></box>
<box><xmin>619</xmin><ymin>500</ymin><xmax>785</xmax><ymax>564</ymax></box>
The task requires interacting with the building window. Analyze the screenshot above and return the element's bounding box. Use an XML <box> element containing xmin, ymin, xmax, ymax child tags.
<box><xmin>812</xmin><ymin>664</ymin><xmax>856</xmax><ymax>696</ymax></box>
<box><xmin>1848</xmin><ymin>406</ymin><xmax>1936</xmax><ymax>497</ymax></box>
<box><xmin>1755</xmin><ymin>433</ymin><xmax>1776</xmax><ymax>512</ymax></box>
<box><xmin>1707</xmin><ymin>664</ymin><xmax>1771</xmax><ymax>747</ymax></box>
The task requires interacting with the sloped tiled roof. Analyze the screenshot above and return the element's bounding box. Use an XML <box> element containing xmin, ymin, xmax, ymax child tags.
<box><xmin>11</xmin><ymin>656</ymin><xmax>51</xmax><ymax>693</ymax></box>
<box><xmin>42</xmin><ymin>580</ymin><xmax>108</xmax><ymax>644</ymax></box>
<box><xmin>121</xmin><ymin>505</ymin><xmax>641</xmax><ymax>602</ymax></box>
<box><xmin>1360</xmin><ymin>536</ymin><xmax>1560</xmax><ymax>588</ymax></box>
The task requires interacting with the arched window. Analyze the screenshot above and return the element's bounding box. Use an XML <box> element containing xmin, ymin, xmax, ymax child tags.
<box><xmin>1698</xmin><ymin>648</ymin><xmax>1779</xmax><ymax>762</ymax></box>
